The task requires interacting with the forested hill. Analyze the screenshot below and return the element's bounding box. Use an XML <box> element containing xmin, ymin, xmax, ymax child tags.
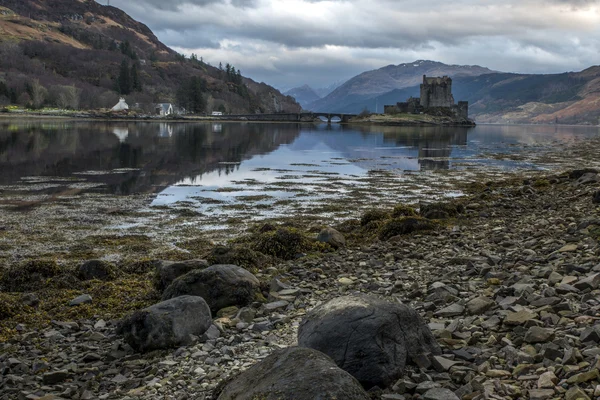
<box><xmin>0</xmin><ymin>0</ymin><xmax>301</xmax><ymax>113</ymax></box>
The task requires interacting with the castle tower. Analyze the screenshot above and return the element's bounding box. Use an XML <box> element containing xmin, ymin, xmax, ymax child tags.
<box><xmin>420</xmin><ymin>75</ymin><xmax>455</xmax><ymax>108</ymax></box>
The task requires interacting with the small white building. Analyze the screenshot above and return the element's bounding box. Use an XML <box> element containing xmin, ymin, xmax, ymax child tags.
<box><xmin>156</xmin><ymin>103</ymin><xmax>174</xmax><ymax>116</ymax></box>
<box><xmin>111</xmin><ymin>97</ymin><xmax>129</xmax><ymax>111</ymax></box>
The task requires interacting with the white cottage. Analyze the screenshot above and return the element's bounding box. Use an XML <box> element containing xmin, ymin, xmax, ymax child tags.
<box><xmin>111</xmin><ymin>97</ymin><xmax>129</xmax><ymax>111</ymax></box>
<box><xmin>156</xmin><ymin>103</ymin><xmax>174</xmax><ymax>116</ymax></box>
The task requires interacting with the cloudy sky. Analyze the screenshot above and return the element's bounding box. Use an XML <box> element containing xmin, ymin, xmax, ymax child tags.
<box><xmin>110</xmin><ymin>0</ymin><xmax>600</xmax><ymax>91</ymax></box>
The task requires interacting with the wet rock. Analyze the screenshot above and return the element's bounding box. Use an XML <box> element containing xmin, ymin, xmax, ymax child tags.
<box><xmin>154</xmin><ymin>259</ymin><xmax>209</xmax><ymax>291</ymax></box>
<box><xmin>118</xmin><ymin>295</ymin><xmax>212</xmax><ymax>352</ymax></box>
<box><xmin>298</xmin><ymin>295</ymin><xmax>440</xmax><ymax>389</ymax></box>
<box><xmin>316</xmin><ymin>227</ymin><xmax>346</xmax><ymax>249</ymax></box>
<box><xmin>162</xmin><ymin>264</ymin><xmax>260</xmax><ymax>313</ymax></box>
<box><xmin>216</xmin><ymin>347</ymin><xmax>369</xmax><ymax>400</ymax></box>
<box><xmin>78</xmin><ymin>260</ymin><xmax>116</xmax><ymax>281</ymax></box>
<box><xmin>69</xmin><ymin>294</ymin><xmax>92</xmax><ymax>306</ymax></box>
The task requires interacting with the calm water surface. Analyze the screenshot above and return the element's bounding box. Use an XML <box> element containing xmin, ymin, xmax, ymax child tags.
<box><xmin>1</xmin><ymin>120</ymin><xmax>598</xmax><ymax>214</ymax></box>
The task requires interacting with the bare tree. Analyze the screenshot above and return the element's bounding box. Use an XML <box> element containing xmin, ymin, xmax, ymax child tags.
<box><xmin>29</xmin><ymin>79</ymin><xmax>47</xmax><ymax>109</ymax></box>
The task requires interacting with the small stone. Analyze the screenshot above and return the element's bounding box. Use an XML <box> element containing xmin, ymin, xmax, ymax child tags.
<box><xmin>504</xmin><ymin>309</ymin><xmax>536</xmax><ymax>325</ymax></box>
<box><xmin>565</xmin><ymin>386</ymin><xmax>591</xmax><ymax>400</ymax></box>
<box><xmin>69</xmin><ymin>294</ymin><xmax>92</xmax><ymax>306</ymax></box>
<box><xmin>431</xmin><ymin>356</ymin><xmax>460</xmax><ymax>372</ymax></box>
<box><xmin>338</xmin><ymin>277</ymin><xmax>354</xmax><ymax>286</ymax></box>
<box><xmin>524</xmin><ymin>327</ymin><xmax>555</xmax><ymax>343</ymax></box>
<box><xmin>42</xmin><ymin>370</ymin><xmax>70</xmax><ymax>385</ymax></box>
<box><xmin>264</xmin><ymin>300</ymin><xmax>289</xmax><ymax>311</ymax></box>
<box><xmin>466</xmin><ymin>296</ymin><xmax>494</xmax><ymax>315</ymax></box>
<box><xmin>538</xmin><ymin>371</ymin><xmax>558</xmax><ymax>388</ymax></box>
<box><xmin>558</xmin><ymin>244</ymin><xmax>578</xmax><ymax>253</ymax></box>
<box><xmin>566</xmin><ymin>369</ymin><xmax>600</xmax><ymax>384</ymax></box>
<box><xmin>423</xmin><ymin>388</ymin><xmax>459</xmax><ymax>400</ymax></box>
<box><xmin>435</xmin><ymin>303</ymin><xmax>465</xmax><ymax>317</ymax></box>
<box><xmin>529</xmin><ymin>389</ymin><xmax>556</xmax><ymax>400</ymax></box>
<box><xmin>574</xmin><ymin>273</ymin><xmax>600</xmax><ymax>291</ymax></box>
<box><xmin>486</xmin><ymin>369</ymin><xmax>511</xmax><ymax>378</ymax></box>
<box><xmin>580</xmin><ymin>325</ymin><xmax>600</xmax><ymax>343</ymax></box>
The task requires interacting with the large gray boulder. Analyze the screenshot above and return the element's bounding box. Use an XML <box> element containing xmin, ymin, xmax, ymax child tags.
<box><xmin>118</xmin><ymin>296</ymin><xmax>212</xmax><ymax>352</ymax></box>
<box><xmin>216</xmin><ymin>347</ymin><xmax>370</xmax><ymax>400</ymax></box>
<box><xmin>162</xmin><ymin>264</ymin><xmax>260</xmax><ymax>314</ymax></box>
<box><xmin>298</xmin><ymin>295</ymin><xmax>441</xmax><ymax>389</ymax></box>
<box><xmin>154</xmin><ymin>259</ymin><xmax>209</xmax><ymax>291</ymax></box>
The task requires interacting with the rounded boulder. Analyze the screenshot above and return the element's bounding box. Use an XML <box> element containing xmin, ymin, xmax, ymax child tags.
<box><xmin>118</xmin><ymin>295</ymin><xmax>212</xmax><ymax>352</ymax></box>
<box><xmin>162</xmin><ymin>264</ymin><xmax>260</xmax><ymax>314</ymax></box>
<box><xmin>154</xmin><ymin>259</ymin><xmax>209</xmax><ymax>292</ymax></box>
<box><xmin>216</xmin><ymin>347</ymin><xmax>370</xmax><ymax>400</ymax></box>
<box><xmin>298</xmin><ymin>295</ymin><xmax>441</xmax><ymax>389</ymax></box>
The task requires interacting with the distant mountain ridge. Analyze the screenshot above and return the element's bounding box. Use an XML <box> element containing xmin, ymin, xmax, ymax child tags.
<box><xmin>307</xmin><ymin>60</ymin><xmax>495</xmax><ymax>112</ymax></box>
<box><xmin>308</xmin><ymin>60</ymin><xmax>600</xmax><ymax>125</ymax></box>
<box><xmin>0</xmin><ymin>0</ymin><xmax>300</xmax><ymax>113</ymax></box>
<box><xmin>284</xmin><ymin>84</ymin><xmax>320</xmax><ymax>108</ymax></box>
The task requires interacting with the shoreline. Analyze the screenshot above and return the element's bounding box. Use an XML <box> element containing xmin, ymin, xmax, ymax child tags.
<box><xmin>1</xmin><ymin>110</ymin><xmax>475</xmax><ymax>126</ymax></box>
<box><xmin>1</xmin><ymin>131</ymin><xmax>600</xmax><ymax>399</ymax></box>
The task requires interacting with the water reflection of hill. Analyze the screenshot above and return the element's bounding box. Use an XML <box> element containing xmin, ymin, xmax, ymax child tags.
<box><xmin>0</xmin><ymin>121</ymin><xmax>301</xmax><ymax>194</ymax></box>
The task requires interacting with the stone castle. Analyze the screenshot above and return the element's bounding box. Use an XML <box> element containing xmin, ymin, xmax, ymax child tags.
<box><xmin>384</xmin><ymin>75</ymin><xmax>469</xmax><ymax>119</ymax></box>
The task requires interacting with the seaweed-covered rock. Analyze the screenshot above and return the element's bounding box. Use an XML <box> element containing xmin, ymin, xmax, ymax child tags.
<box><xmin>154</xmin><ymin>259</ymin><xmax>208</xmax><ymax>292</ymax></box>
<box><xmin>419</xmin><ymin>200</ymin><xmax>465</xmax><ymax>219</ymax></box>
<box><xmin>118</xmin><ymin>295</ymin><xmax>212</xmax><ymax>352</ymax></box>
<box><xmin>379</xmin><ymin>217</ymin><xmax>435</xmax><ymax>240</ymax></box>
<box><xmin>208</xmin><ymin>245</ymin><xmax>270</xmax><ymax>270</ymax></box>
<box><xmin>298</xmin><ymin>295</ymin><xmax>441</xmax><ymax>389</ymax></box>
<box><xmin>360</xmin><ymin>209</ymin><xmax>389</xmax><ymax>226</ymax></box>
<box><xmin>216</xmin><ymin>347</ymin><xmax>370</xmax><ymax>400</ymax></box>
<box><xmin>316</xmin><ymin>227</ymin><xmax>345</xmax><ymax>249</ymax></box>
<box><xmin>162</xmin><ymin>264</ymin><xmax>260</xmax><ymax>313</ymax></box>
<box><xmin>593</xmin><ymin>190</ymin><xmax>600</xmax><ymax>204</ymax></box>
<box><xmin>0</xmin><ymin>260</ymin><xmax>62</xmax><ymax>292</ymax></box>
<box><xmin>253</xmin><ymin>228</ymin><xmax>310</xmax><ymax>260</ymax></box>
<box><xmin>78</xmin><ymin>260</ymin><xmax>116</xmax><ymax>281</ymax></box>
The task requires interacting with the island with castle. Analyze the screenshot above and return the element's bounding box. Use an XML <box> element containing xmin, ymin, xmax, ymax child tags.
<box><xmin>353</xmin><ymin>75</ymin><xmax>475</xmax><ymax>126</ymax></box>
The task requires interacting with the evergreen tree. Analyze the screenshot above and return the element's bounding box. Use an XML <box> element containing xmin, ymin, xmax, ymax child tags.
<box><xmin>131</xmin><ymin>63</ymin><xmax>142</xmax><ymax>92</ymax></box>
<box><xmin>177</xmin><ymin>76</ymin><xmax>207</xmax><ymax>114</ymax></box>
<box><xmin>117</xmin><ymin>59</ymin><xmax>132</xmax><ymax>95</ymax></box>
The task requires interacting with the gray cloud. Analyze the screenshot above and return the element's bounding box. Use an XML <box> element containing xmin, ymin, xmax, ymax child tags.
<box><xmin>111</xmin><ymin>0</ymin><xmax>600</xmax><ymax>89</ymax></box>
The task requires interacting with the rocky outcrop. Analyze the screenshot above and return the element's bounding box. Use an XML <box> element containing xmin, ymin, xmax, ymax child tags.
<box><xmin>118</xmin><ymin>296</ymin><xmax>212</xmax><ymax>352</ymax></box>
<box><xmin>162</xmin><ymin>265</ymin><xmax>260</xmax><ymax>314</ymax></box>
<box><xmin>298</xmin><ymin>295</ymin><xmax>441</xmax><ymax>388</ymax></box>
<box><xmin>216</xmin><ymin>347</ymin><xmax>370</xmax><ymax>400</ymax></box>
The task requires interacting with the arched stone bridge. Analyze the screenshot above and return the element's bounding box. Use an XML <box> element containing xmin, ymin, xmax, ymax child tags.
<box><xmin>226</xmin><ymin>112</ymin><xmax>357</xmax><ymax>123</ymax></box>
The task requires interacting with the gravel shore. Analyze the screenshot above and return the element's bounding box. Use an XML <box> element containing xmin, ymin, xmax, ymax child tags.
<box><xmin>1</xmin><ymin>136</ymin><xmax>600</xmax><ymax>400</ymax></box>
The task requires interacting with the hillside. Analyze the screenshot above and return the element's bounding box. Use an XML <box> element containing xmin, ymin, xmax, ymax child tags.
<box><xmin>307</xmin><ymin>60</ymin><xmax>494</xmax><ymax>112</ymax></box>
<box><xmin>0</xmin><ymin>0</ymin><xmax>300</xmax><ymax>114</ymax></box>
<box><xmin>284</xmin><ymin>84</ymin><xmax>321</xmax><ymax>108</ymax></box>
